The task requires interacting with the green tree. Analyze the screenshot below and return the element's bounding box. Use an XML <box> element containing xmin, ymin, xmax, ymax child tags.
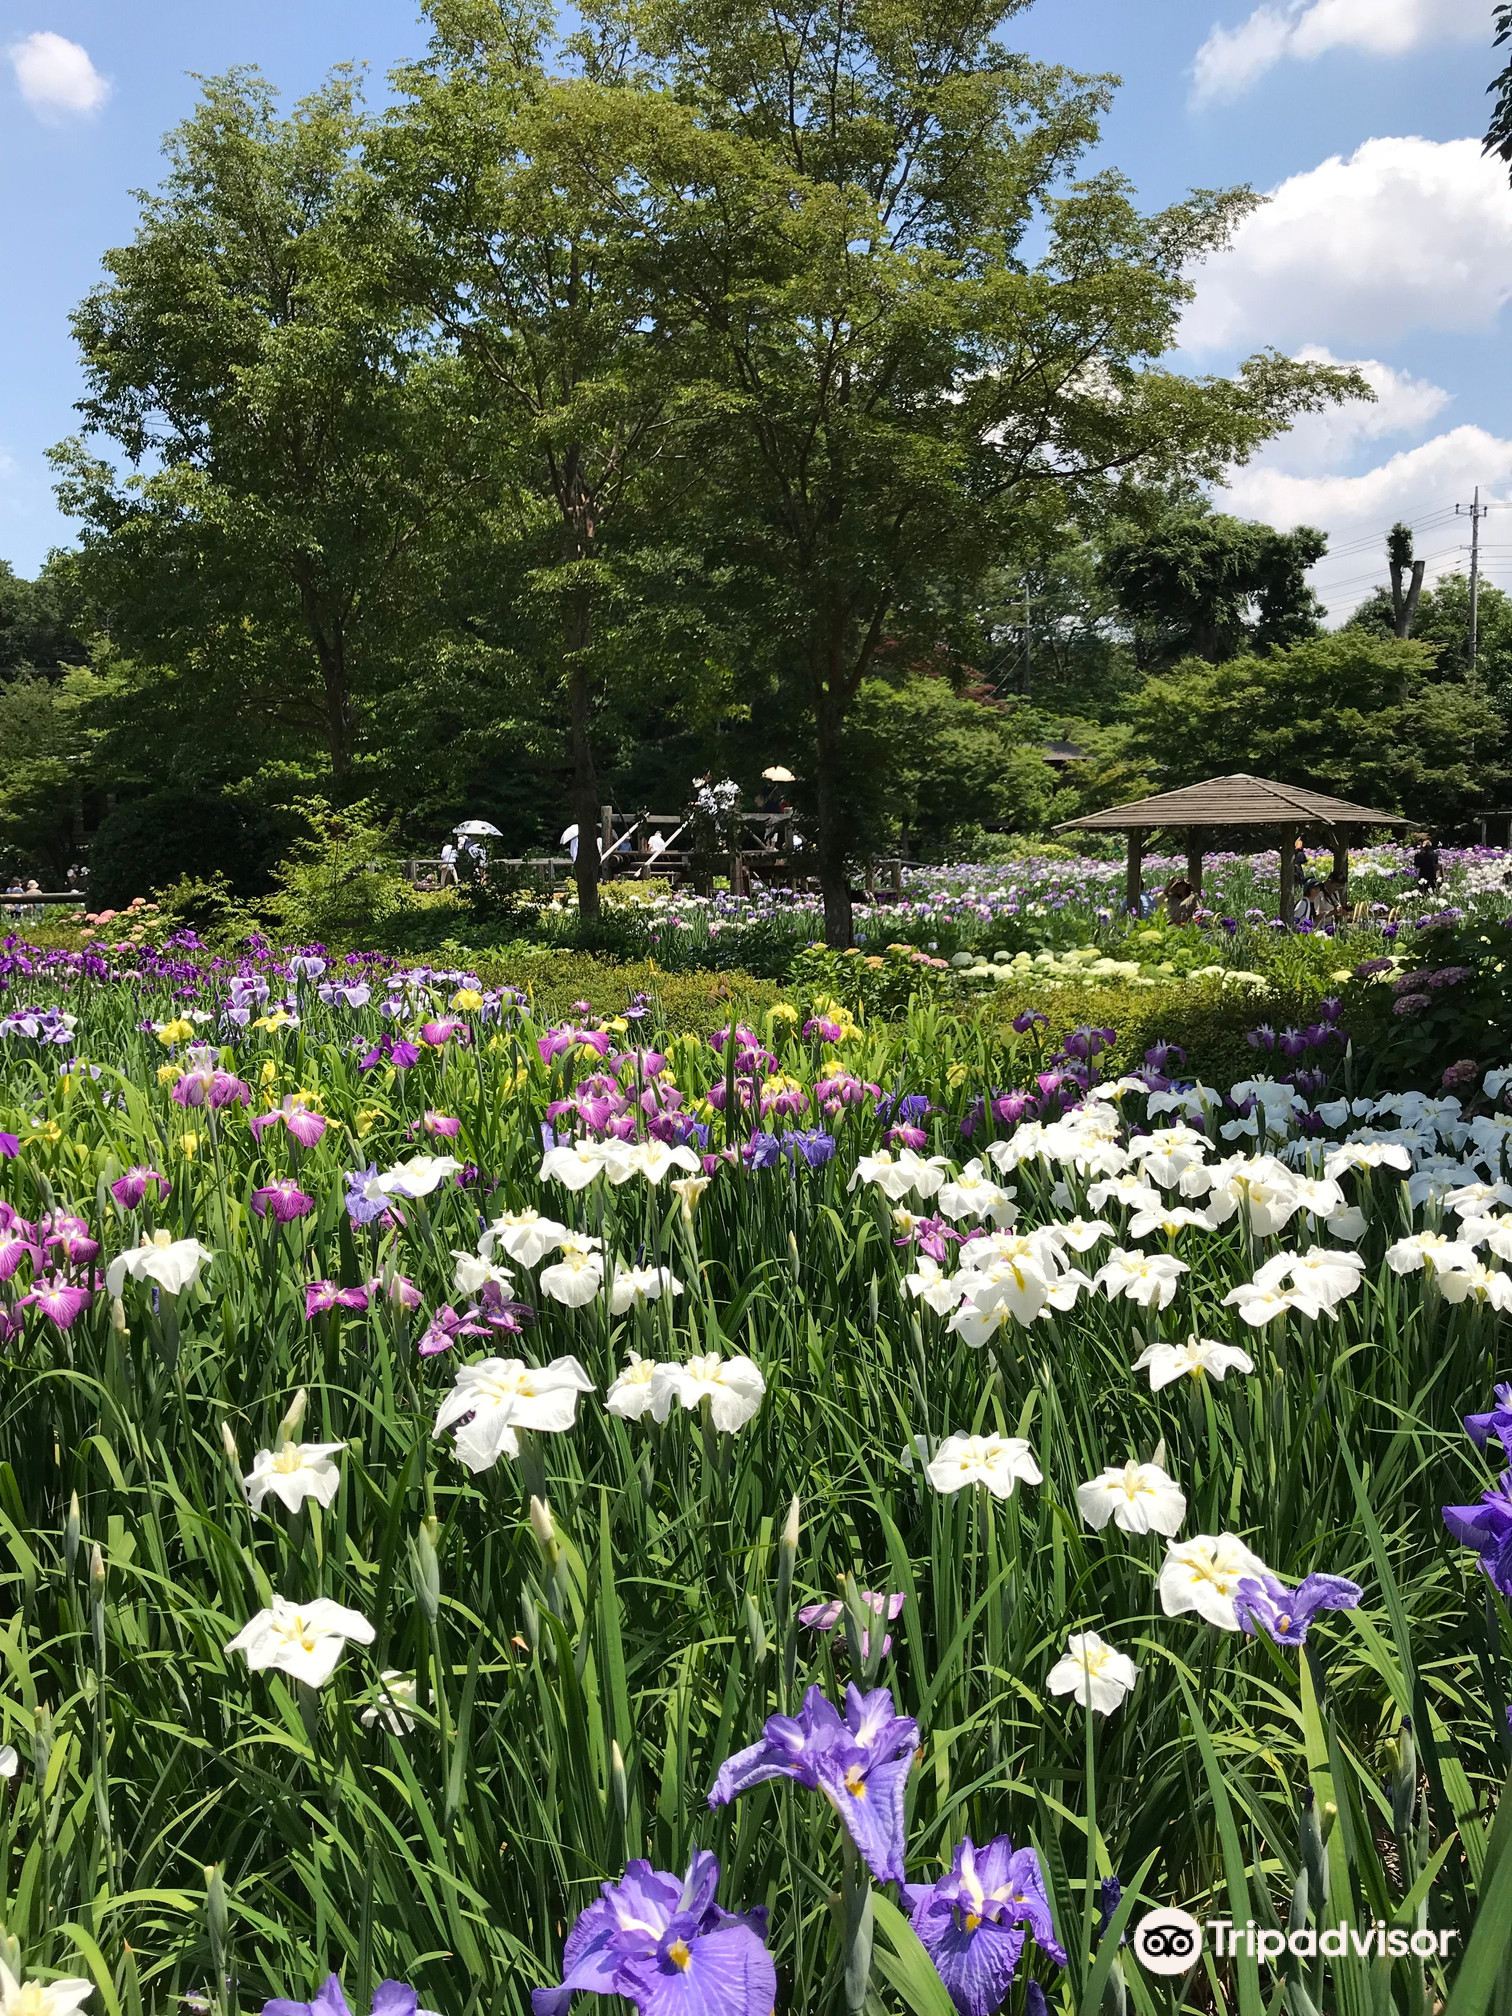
<box><xmin>594</xmin><ymin>0</ymin><xmax>1360</xmax><ymax>942</ymax></box>
<box><xmin>53</xmin><ymin>67</ymin><xmax>484</xmax><ymax>794</ymax></box>
<box><xmin>0</xmin><ymin>556</ymin><xmax>88</xmax><ymax>682</ymax></box>
<box><xmin>1099</xmin><ymin>503</ymin><xmax>1328</xmax><ymax>667</ymax></box>
<box><xmin>384</xmin><ymin>1</ymin><xmax>727</xmax><ymax>919</ymax></box>
<box><xmin>1488</xmin><ymin>4</ymin><xmax>1512</xmax><ymax>171</ymax></box>
<box><xmin>1129</xmin><ymin>630</ymin><xmax>1505</xmax><ymax>829</ymax></box>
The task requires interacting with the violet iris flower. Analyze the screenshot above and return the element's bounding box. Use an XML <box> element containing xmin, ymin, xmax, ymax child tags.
<box><xmin>1233</xmin><ymin>1572</ymin><xmax>1363</xmax><ymax>1645</ymax></box>
<box><xmin>532</xmin><ymin>1849</ymin><xmax>774</xmax><ymax>2016</ymax></box>
<box><xmin>785</xmin><ymin>1129</ymin><xmax>837</xmax><ymax>1169</ymax></box>
<box><xmin>110</xmin><ymin>1165</ymin><xmax>169</xmax><ymax>1209</ymax></box>
<box><xmin>262</xmin><ymin>1977</ymin><xmax>438</xmax><ymax>2016</ymax></box>
<box><xmin>0</xmin><ymin>1133</ymin><xmax>17</xmax><ymax>1159</ymax></box>
<box><xmin>902</xmin><ymin>1836</ymin><xmax>1065</xmax><ymax>2016</ymax></box>
<box><xmin>1443</xmin><ymin>1473</ymin><xmax>1512</xmax><ymax>1600</ymax></box>
<box><xmin>252</xmin><ymin>1179</ymin><xmax>315</xmax><ymax>1224</ymax></box>
<box><xmin>1465</xmin><ymin>1384</ymin><xmax>1512</xmax><ymax>1452</ymax></box>
<box><xmin>708</xmin><ymin>1683</ymin><xmax>919</xmax><ymax>1882</ymax></box>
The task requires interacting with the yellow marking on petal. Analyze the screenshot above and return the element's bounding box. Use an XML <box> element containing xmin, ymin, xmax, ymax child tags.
<box><xmin>668</xmin><ymin>1939</ymin><xmax>692</xmax><ymax>1972</ymax></box>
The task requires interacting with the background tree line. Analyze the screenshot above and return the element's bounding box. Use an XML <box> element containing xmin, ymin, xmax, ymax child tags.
<box><xmin>2</xmin><ymin>0</ymin><xmax>1507</xmax><ymax>940</ymax></box>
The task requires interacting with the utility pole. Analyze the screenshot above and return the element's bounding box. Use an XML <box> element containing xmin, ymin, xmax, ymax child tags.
<box><xmin>1457</xmin><ymin>487</ymin><xmax>1489</xmax><ymax>670</ymax></box>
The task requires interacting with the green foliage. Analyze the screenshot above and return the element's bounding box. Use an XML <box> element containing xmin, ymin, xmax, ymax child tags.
<box><xmin>1131</xmin><ymin>630</ymin><xmax>1507</xmax><ymax>826</ymax></box>
<box><xmin>88</xmin><ymin>791</ymin><xmax>286</xmax><ymax>910</ymax></box>
<box><xmin>260</xmin><ymin>801</ymin><xmax>424</xmax><ymax>942</ymax></box>
<box><xmin>1100</xmin><ymin>501</ymin><xmax>1331</xmax><ymax>665</ymax></box>
<box><xmin>788</xmin><ymin>941</ymin><xmax>953</xmax><ymax>1019</ymax></box>
<box><xmin>1344</xmin><ymin>916</ymin><xmax>1512</xmax><ymax>1093</ymax></box>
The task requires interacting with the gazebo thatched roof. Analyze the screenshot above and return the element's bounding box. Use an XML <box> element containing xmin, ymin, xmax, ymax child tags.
<box><xmin>1055</xmin><ymin>773</ymin><xmax>1412</xmax><ymax>833</ymax></box>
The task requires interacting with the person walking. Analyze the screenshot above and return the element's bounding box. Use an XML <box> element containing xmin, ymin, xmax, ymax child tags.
<box><xmin>438</xmin><ymin>840</ymin><xmax>459</xmax><ymax>889</ymax></box>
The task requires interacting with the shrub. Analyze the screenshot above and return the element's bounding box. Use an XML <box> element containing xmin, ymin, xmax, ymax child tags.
<box><xmin>87</xmin><ymin>791</ymin><xmax>284</xmax><ymax>909</ymax></box>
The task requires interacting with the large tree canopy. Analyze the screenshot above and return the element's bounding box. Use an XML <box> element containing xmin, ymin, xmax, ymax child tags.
<box><xmin>37</xmin><ymin>0</ymin><xmax>1374</xmax><ymax>937</ymax></box>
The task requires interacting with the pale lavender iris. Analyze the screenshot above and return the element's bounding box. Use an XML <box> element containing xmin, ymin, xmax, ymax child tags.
<box><xmin>262</xmin><ymin>1976</ymin><xmax>437</xmax><ymax>2016</ymax></box>
<box><xmin>902</xmin><ymin>1836</ymin><xmax>1065</xmax><ymax>2016</ymax></box>
<box><xmin>800</xmin><ymin>1590</ymin><xmax>905</xmax><ymax>1660</ymax></box>
<box><xmin>251</xmin><ymin>1099</ymin><xmax>328</xmax><ymax>1148</ymax></box>
<box><xmin>1233</xmin><ymin>1572</ymin><xmax>1363</xmax><ymax>1645</ymax></box>
<box><xmin>708</xmin><ymin>1683</ymin><xmax>918</xmax><ymax>1882</ymax></box>
<box><xmin>532</xmin><ymin>1850</ymin><xmax>774</xmax><ymax>2016</ymax></box>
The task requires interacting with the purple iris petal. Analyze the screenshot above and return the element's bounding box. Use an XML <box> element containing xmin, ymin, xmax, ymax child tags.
<box><xmin>708</xmin><ymin>1683</ymin><xmax>918</xmax><ymax>1883</ymax></box>
<box><xmin>904</xmin><ymin>1836</ymin><xmax>1065</xmax><ymax>2016</ymax></box>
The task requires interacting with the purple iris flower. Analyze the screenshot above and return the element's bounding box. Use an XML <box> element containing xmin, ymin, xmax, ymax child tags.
<box><xmin>1233</xmin><ymin>1572</ymin><xmax>1363</xmax><ymax>1645</ymax></box>
<box><xmin>745</xmin><ymin>1132</ymin><xmax>782</xmax><ymax>1171</ymax></box>
<box><xmin>418</xmin><ymin>1303</ymin><xmax>488</xmax><ymax>1357</ymax></box>
<box><xmin>0</xmin><ymin>1133</ymin><xmax>17</xmax><ymax>1159</ymax></box>
<box><xmin>532</xmin><ymin>1850</ymin><xmax>774</xmax><ymax>2016</ymax></box>
<box><xmin>1143</xmin><ymin>1042</ymin><xmax>1185</xmax><ymax>1075</ymax></box>
<box><xmin>989</xmin><ymin>1092</ymin><xmax>1035</xmax><ymax>1128</ymax></box>
<box><xmin>305</xmin><ymin>1281</ymin><xmax>371</xmax><ymax>1319</ymax></box>
<box><xmin>110</xmin><ymin>1165</ymin><xmax>169</xmax><ymax>1209</ymax></box>
<box><xmin>902</xmin><ymin>1835</ymin><xmax>1066</xmax><ymax>2016</ymax></box>
<box><xmin>708</xmin><ymin>1683</ymin><xmax>919</xmax><ymax>1882</ymax></box>
<box><xmin>1465</xmin><ymin>1384</ymin><xmax>1512</xmax><ymax>1452</ymax></box>
<box><xmin>261</xmin><ymin>1977</ymin><xmax>437</xmax><ymax>2016</ymax></box>
<box><xmin>1010</xmin><ymin>1010</ymin><xmax>1048</xmax><ymax>1035</ymax></box>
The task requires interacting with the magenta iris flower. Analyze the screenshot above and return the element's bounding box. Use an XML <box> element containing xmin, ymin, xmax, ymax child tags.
<box><xmin>262</xmin><ymin>1976</ymin><xmax>437</xmax><ymax>2016</ymax></box>
<box><xmin>421</xmin><ymin>1111</ymin><xmax>461</xmax><ymax>1138</ymax></box>
<box><xmin>173</xmin><ymin>1065</ymin><xmax>251</xmax><ymax>1109</ymax></box>
<box><xmin>110</xmin><ymin>1166</ymin><xmax>169</xmax><ymax>1209</ymax></box>
<box><xmin>252</xmin><ymin>1179</ymin><xmax>315</xmax><ymax>1224</ymax></box>
<box><xmin>1233</xmin><ymin>1572</ymin><xmax>1362</xmax><ymax>1645</ymax></box>
<box><xmin>251</xmin><ymin>1099</ymin><xmax>328</xmax><ymax>1147</ymax></box>
<box><xmin>418</xmin><ymin>1303</ymin><xmax>488</xmax><ymax>1356</ymax></box>
<box><xmin>0</xmin><ymin>1229</ymin><xmax>41</xmax><ymax>1282</ymax></box>
<box><xmin>708</xmin><ymin>1683</ymin><xmax>919</xmax><ymax>1882</ymax></box>
<box><xmin>0</xmin><ymin>1132</ymin><xmax>18</xmax><ymax>1159</ymax></box>
<box><xmin>43</xmin><ymin>1212</ymin><xmax>100</xmax><ymax>1264</ymax></box>
<box><xmin>532</xmin><ymin>1850</ymin><xmax>774</xmax><ymax>2016</ymax></box>
<box><xmin>902</xmin><ymin>1836</ymin><xmax>1065</xmax><ymax>2016</ymax></box>
<box><xmin>305</xmin><ymin>1281</ymin><xmax>371</xmax><ymax>1319</ymax></box>
<box><xmin>19</xmin><ymin>1278</ymin><xmax>93</xmax><ymax>1329</ymax></box>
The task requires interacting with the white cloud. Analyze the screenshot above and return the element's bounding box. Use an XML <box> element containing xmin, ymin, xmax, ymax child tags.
<box><xmin>1219</xmin><ymin>424</ymin><xmax>1511</xmax><ymax>620</ymax></box>
<box><xmin>7</xmin><ymin>31</ymin><xmax>109</xmax><ymax>119</ymax></box>
<box><xmin>1192</xmin><ymin>0</ymin><xmax>1481</xmax><ymax>106</ymax></box>
<box><xmin>1261</xmin><ymin>346</ymin><xmax>1452</xmax><ymax>475</ymax></box>
<box><xmin>1180</xmin><ymin>138</ymin><xmax>1512</xmax><ymax>355</ymax></box>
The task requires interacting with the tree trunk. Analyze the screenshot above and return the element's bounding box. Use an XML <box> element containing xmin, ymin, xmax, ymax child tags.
<box><xmin>566</xmin><ymin>587</ymin><xmax>601</xmax><ymax>923</ymax></box>
<box><xmin>813</xmin><ymin>690</ymin><xmax>852</xmax><ymax>948</ymax></box>
<box><xmin>295</xmin><ymin>572</ymin><xmax>354</xmax><ymax>793</ymax></box>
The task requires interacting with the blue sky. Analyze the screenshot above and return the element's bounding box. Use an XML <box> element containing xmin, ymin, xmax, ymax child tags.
<box><xmin>2</xmin><ymin>0</ymin><xmax>1507</xmax><ymax>616</ymax></box>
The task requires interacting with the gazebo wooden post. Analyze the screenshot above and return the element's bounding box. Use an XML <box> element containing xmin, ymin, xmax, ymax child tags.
<box><xmin>1185</xmin><ymin>829</ymin><xmax>1204</xmax><ymax>895</ymax></box>
<box><xmin>1125</xmin><ymin>828</ymin><xmax>1144</xmax><ymax>915</ymax></box>
<box><xmin>1278</xmin><ymin>823</ymin><xmax>1298</xmax><ymax>929</ymax></box>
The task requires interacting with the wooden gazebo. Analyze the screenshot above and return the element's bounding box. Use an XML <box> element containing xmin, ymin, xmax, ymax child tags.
<box><xmin>1055</xmin><ymin>773</ymin><xmax>1412</xmax><ymax>925</ymax></box>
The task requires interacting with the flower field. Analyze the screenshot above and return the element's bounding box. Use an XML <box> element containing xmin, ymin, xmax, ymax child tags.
<box><xmin>1</xmin><ymin>942</ymin><xmax>1511</xmax><ymax>2016</ymax></box>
